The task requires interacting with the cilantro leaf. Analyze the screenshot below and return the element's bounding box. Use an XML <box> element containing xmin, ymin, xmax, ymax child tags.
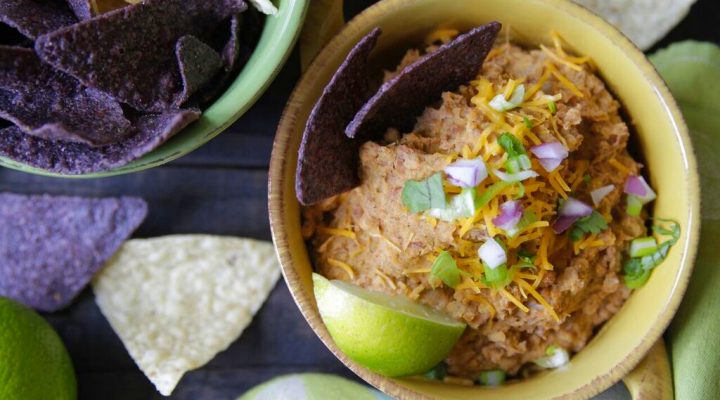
<box><xmin>401</xmin><ymin>172</ymin><xmax>446</xmax><ymax>213</ymax></box>
<box><xmin>569</xmin><ymin>211</ymin><xmax>608</xmax><ymax>241</ymax></box>
<box><xmin>498</xmin><ymin>132</ymin><xmax>527</xmax><ymax>158</ymax></box>
<box><xmin>622</xmin><ymin>219</ymin><xmax>681</xmax><ymax>289</ymax></box>
<box><xmin>523</xmin><ymin>116</ymin><xmax>534</xmax><ymax>129</ymax></box>
<box><xmin>517</xmin><ymin>248</ymin><xmax>537</xmax><ymax>264</ymax></box>
<box><xmin>430</xmin><ymin>251</ymin><xmax>460</xmax><ymax>288</ymax></box>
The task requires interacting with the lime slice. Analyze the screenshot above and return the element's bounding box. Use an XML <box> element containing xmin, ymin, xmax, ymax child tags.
<box><xmin>313</xmin><ymin>273</ymin><xmax>466</xmax><ymax>377</ymax></box>
<box><xmin>0</xmin><ymin>297</ymin><xmax>76</xmax><ymax>400</ymax></box>
<box><xmin>238</xmin><ymin>373</ymin><xmax>390</xmax><ymax>400</ymax></box>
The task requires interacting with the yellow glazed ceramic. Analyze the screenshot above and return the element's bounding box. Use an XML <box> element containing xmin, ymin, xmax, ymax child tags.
<box><xmin>269</xmin><ymin>0</ymin><xmax>700</xmax><ymax>398</ymax></box>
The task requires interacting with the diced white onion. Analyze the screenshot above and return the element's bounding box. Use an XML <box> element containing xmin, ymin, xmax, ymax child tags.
<box><xmin>590</xmin><ymin>184</ymin><xmax>615</xmax><ymax>206</ymax></box>
<box><xmin>478</xmin><ymin>238</ymin><xmax>506</xmax><ymax>269</ymax></box>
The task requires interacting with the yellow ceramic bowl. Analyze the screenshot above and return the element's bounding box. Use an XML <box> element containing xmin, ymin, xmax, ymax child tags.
<box><xmin>269</xmin><ymin>0</ymin><xmax>700</xmax><ymax>398</ymax></box>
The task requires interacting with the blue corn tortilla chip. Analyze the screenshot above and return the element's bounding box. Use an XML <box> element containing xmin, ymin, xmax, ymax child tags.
<box><xmin>295</xmin><ymin>28</ymin><xmax>382</xmax><ymax>205</ymax></box>
<box><xmin>65</xmin><ymin>0</ymin><xmax>94</xmax><ymax>20</ymax></box>
<box><xmin>195</xmin><ymin>13</ymin><xmax>244</xmax><ymax>104</ymax></box>
<box><xmin>345</xmin><ymin>22</ymin><xmax>501</xmax><ymax>140</ymax></box>
<box><xmin>0</xmin><ymin>0</ymin><xmax>77</xmax><ymax>40</ymax></box>
<box><xmin>0</xmin><ymin>109</ymin><xmax>200</xmax><ymax>174</ymax></box>
<box><xmin>0</xmin><ymin>193</ymin><xmax>147</xmax><ymax>312</ymax></box>
<box><xmin>35</xmin><ymin>0</ymin><xmax>248</xmax><ymax>112</ymax></box>
<box><xmin>176</xmin><ymin>35</ymin><xmax>224</xmax><ymax>106</ymax></box>
<box><xmin>0</xmin><ymin>46</ymin><xmax>131</xmax><ymax>147</ymax></box>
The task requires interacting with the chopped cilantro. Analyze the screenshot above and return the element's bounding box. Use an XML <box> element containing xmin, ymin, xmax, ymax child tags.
<box><xmin>583</xmin><ymin>174</ymin><xmax>591</xmax><ymax>184</ymax></box>
<box><xmin>523</xmin><ymin>116</ymin><xmax>534</xmax><ymax>129</ymax></box>
<box><xmin>623</xmin><ymin>219</ymin><xmax>681</xmax><ymax>289</ymax></box>
<box><xmin>481</xmin><ymin>263</ymin><xmax>511</xmax><ymax>289</ymax></box>
<box><xmin>401</xmin><ymin>172</ymin><xmax>446</xmax><ymax>213</ymax></box>
<box><xmin>517</xmin><ymin>248</ymin><xmax>537</xmax><ymax>264</ymax></box>
<box><xmin>476</xmin><ymin>181</ymin><xmax>510</xmax><ymax>209</ymax></box>
<box><xmin>569</xmin><ymin>211</ymin><xmax>608</xmax><ymax>242</ymax></box>
<box><xmin>548</xmin><ymin>100</ymin><xmax>557</xmax><ymax>114</ymax></box>
<box><xmin>430</xmin><ymin>251</ymin><xmax>461</xmax><ymax>288</ymax></box>
<box><xmin>498</xmin><ymin>132</ymin><xmax>527</xmax><ymax>158</ymax></box>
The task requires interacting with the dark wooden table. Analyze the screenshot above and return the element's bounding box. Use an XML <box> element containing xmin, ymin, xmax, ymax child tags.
<box><xmin>1</xmin><ymin>1</ymin><xmax>718</xmax><ymax>399</ymax></box>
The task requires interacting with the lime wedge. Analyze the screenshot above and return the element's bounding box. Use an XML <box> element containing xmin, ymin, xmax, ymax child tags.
<box><xmin>238</xmin><ymin>373</ymin><xmax>390</xmax><ymax>400</ymax></box>
<box><xmin>313</xmin><ymin>273</ymin><xmax>466</xmax><ymax>377</ymax></box>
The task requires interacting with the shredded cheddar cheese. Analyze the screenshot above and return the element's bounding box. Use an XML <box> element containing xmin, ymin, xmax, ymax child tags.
<box><xmin>517</xmin><ymin>280</ymin><xmax>560</xmax><ymax>322</ymax></box>
<box><xmin>425</xmin><ymin>28</ymin><xmax>460</xmax><ymax>45</ymax></box>
<box><xmin>327</xmin><ymin>258</ymin><xmax>356</xmax><ymax>280</ymax></box>
<box><xmin>609</xmin><ymin>158</ymin><xmax>631</xmax><ymax>175</ymax></box>
<box><xmin>500</xmin><ymin>288</ymin><xmax>530</xmax><ymax>313</ymax></box>
<box><xmin>317</xmin><ymin>226</ymin><xmax>356</xmax><ymax>240</ymax></box>
<box><xmin>374</xmin><ymin>268</ymin><xmax>397</xmax><ymax>290</ymax></box>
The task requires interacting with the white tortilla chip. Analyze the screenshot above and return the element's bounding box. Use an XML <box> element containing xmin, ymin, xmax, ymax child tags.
<box><xmin>248</xmin><ymin>0</ymin><xmax>278</xmax><ymax>15</ymax></box>
<box><xmin>573</xmin><ymin>0</ymin><xmax>696</xmax><ymax>50</ymax></box>
<box><xmin>92</xmin><ymin>235</ymin><xmax>281</xmax><ymax>396</ymax></box>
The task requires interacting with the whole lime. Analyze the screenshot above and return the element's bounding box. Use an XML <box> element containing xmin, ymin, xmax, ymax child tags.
<box><xmin>313</xmin><ymin>273</ymin><xmax>466</xmax><ymax>377</ymax></box>
<box><xmin>0</xmin><ymin>297</ymin><xmax>76</xmax><ymax>400</ymax></box>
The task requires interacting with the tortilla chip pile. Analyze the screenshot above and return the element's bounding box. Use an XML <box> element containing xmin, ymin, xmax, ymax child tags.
<box><xmin>93</xmin><ymin>235</ymin><xmax>281</xmax><ymax>396</ymax></box>
<box><xmin>0</xmin><ymin>193</ymin><xmax>147</xmax><ymax>311</ymax></box>
<box><xmin>295</xmin><ymin>22</ymin><xmax>501</xmax><ymax>205</ymax></box>
<box><xmin>0</xmin><ymin>0</ymin><xmax>270</xmax><ymax>174</ymax></box>
<box><xmin>0</xmin><ymin>191</ymin><xmax>281</xmax><ymax>396</ymax></box>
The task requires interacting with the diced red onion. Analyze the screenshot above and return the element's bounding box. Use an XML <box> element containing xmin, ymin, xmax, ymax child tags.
<box><xmin>530</xmin><ymin>142</ymin><xmax>568</xmax><ymax>172</ymax></box>
<box><xmin>492</xmin><ymin>200</ymin><xmax>523</xmax><ymax>231</ymax></box>
<box><xmin>590</xmin><ymin>184</ymin><xmax>615</xmax><ymax>206</ymax></box>
<box><xmin>553</xmin><ymin>216</ymin><xmax>578</xmax><ymax>234</ymax></box>
<box><xmin>537</xmin><ymin>157</ymin><xmax>563</xmax><ymax>172</ymax></box>
<box><xmin>444</xmin><ymin>158</ymin><xmax>488</xmax><ymax>188</ymax></box>
<box><xmin>623</xmin><ymin>175</ymin><xmax>646</xmax><ymax>197</ymax></box>
<box><xmin>623</xmin><ymin>175</ymin><xmax>656</xmax><ymax>204</ymax></box>
<box><xmin>553</xmin><ymin>197</ymin><xmax>593</xmax><ymax>234</ymax></box>
<box><xmin>530</xmin><ymin>142</ymin><xmax>568</xmax><ymax>159</ymax></box>
<box><xmin>493</xmin><ymin>169</ymin><xmax>539</xmax><ymax>182</ymax></box>
<box><xmin>478</xmin><ymin>238</ymin><xmax>506</xmax><ymax>269</ymax></box>
<box><xmin>559</xmin><ymin>197</ymin><xmax>593</xmax><ymax>218</ymax></box>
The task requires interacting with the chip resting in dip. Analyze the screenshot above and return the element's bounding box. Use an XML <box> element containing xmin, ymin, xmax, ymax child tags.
<box><xmin>299</xmin><ymin>24</ymin><xmax>680</xmax><ymax>384</ymax></box>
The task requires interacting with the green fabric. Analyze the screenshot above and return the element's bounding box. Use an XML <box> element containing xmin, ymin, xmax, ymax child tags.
<box><xmin>651</xmin><ymin>41</ymin><xmax>720</xmax><ymax>400</ymax></box>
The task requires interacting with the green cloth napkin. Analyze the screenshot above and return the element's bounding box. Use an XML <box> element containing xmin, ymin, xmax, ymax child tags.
<box><xmin>651</xmin><ymin>41</ymin><xmax>720</xmax><ymax>400</ymax></box>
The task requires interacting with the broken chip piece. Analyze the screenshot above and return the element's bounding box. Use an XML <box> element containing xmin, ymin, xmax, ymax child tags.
<box><xmin>0</xmin><ymin>109</ymin><xmax>200</xmax><ymax>174</ymax></box>
<box><xmin>0</xmin><ymin>46</ymin><xmax>131</xmax><ymax>147</ymax></box>
<box><xmin>345</xmin><ymin>22</ymin><xmax>501</xmax><ymax>140</ymax></box>
<box><xmin>295</xmin><ymin>28</ymin><xmax>382</xmax><ymax>206</ymax></box>
<box><xmin>93</xmin><ymin>235</ymin><xmax>281</xmax><ymax>396</ymax></box>
<box><xmin>35</xmin><ymin>0</ymin><xmax>248</xmax><ymax>112</ymax></box>
<box><xmin>248</xmin><ymin>0</ymin><xmax>278</xmax><ymax>15</ymax></box>
<box><xmin>0</xmin><ymin>193</ymin><xmax>147</xmax><ymax>312</ymax></box>
<box><xmin>0</xmin><ymin>0</ymin><xmax>77</xmax><ymax>40</ymax></box>
<box><xmin>176</xmin><ymin>35</ymin><xmax>224</xmax><ymax>106</ymax></box>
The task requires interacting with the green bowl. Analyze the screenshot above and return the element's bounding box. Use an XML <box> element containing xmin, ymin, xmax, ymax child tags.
<box><xmin>0</xmin><ymin>0</ymin><xmax>308</xmax><ymax>178</ymax></box>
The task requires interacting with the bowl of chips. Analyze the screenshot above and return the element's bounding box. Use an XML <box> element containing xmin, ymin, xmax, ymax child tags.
<box><xmin>269</xmin><ymin>0</ymin><xmax>699</xmax><ymax>399</ymax></box>
<box><xmin>0</xmin><ymin>0</ymin><xmax>307</xmax><ymax>177</ymax></box>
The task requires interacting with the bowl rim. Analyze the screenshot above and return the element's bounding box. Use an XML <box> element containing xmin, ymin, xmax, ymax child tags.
<box><xmin>269</xmin><ymin>0</ymin><xmax>701</xmax><ymax>398</ymax></box>
<box><xmin>0</xmin><ymin>0</ymin><xmax>309</xmax><ymax>179</ymax></box>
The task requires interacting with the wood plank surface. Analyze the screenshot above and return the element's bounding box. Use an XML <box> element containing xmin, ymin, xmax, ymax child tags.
<box><xmin>1</xmin><ymin>0</ymin><xmax>718</xmax><ymax>399</ymax></box>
